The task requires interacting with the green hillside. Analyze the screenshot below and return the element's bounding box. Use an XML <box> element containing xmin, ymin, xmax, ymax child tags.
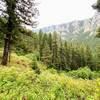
<box><xmin>0</xmin><ymin>51</ymin><xmax>100</xmax><ymax>100</ymax></box>
<box><xmin>0</xmin><ymin>0</ymin><xmax>100</xmax><ymax>99</ymax></box>
<box><xmin>0</xmin><ymin>29</ymin><xmax>100</xmax><ymax>99</ymax></box>
<box><xmin>65</xmin><ymin>32</ymin><xmax>100</xmax><ymax>50</ymax></box>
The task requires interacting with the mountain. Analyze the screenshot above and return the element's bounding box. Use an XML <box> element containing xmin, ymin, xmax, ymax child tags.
<box><xmin>39</xmin><ymin>12</ymin><xmax>100</xmax><ymax>35</ymax></box>
<box><xmin>36</xmin><ymin>12</ymin><xmax>100</xmax><ymax>48</ymax></box>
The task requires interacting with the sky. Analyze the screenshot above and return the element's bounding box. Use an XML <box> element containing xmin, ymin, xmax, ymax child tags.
<box><xmin>37</xmin><ymin>0</ymin><xmax>97</xmax><ymax>28</ymax></box>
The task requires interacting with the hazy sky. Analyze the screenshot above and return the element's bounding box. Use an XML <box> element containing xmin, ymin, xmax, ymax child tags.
<box><xmin>38</xmin><ymin>0</ymin><xmax>97</xmax><ymax>28</ymax></box>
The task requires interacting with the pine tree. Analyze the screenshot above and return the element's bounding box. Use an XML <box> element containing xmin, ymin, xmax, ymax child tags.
<box><xmin>52</xmin><ymin>32</ymin><xmax>59</xmax><ymax>68</ymax></box>
<box><xmin>58</xmin><ymin>40</ymin><xmax>67</xmax><ymax>70</ymax></box>
<box><xmin>95</xmin><ymin>45</ymin><xmax>100</xmax><ymax>70</ymax></box>
<box><xmin>0</xmin><ymin>0</ymin><xmax>39</xmax><ymax>65</ymax></box>
<box><xmin>64</xmin><ymin>41</ymin><xmax>71</xmax><ymax>70</ymax></box>
<box><xmin>96</xmin><ymin>27</ymin><xmax>100</xmax><ymax>38</ymax></box>
<box><xmin>84</xmin><ymin>45</ymin><xmax>93</xmax><ymax>67</ymax></box>
<box><xmin>48</xmin><ymin>33</ymin><xmax>53</xmax><ymax>50</ymax></box>
<box><xmin>41</xmin><ymin>42</ymin><xmax>52</xmax><ymax>66</ymax></box>
<box><xmin>38</xmin><ymin>30</ymin><xmax>43</xmax><ymax>60</ymax></box>
<box><xmin>79</xmin><ymin>44</ymin><xmax>86</xmax><ymax>67</ymax></box>
<box><xmin>33</xmin><ymin>33</ymin><xmax>38</xmax><ymax>51</ymax></box>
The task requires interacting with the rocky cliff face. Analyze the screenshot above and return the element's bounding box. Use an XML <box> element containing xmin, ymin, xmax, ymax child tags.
<box><xmin>40</xmin><ymin>12</ymin><xmax>100</xmax><ymax>38</ymax></box>
<box><xmin>37</xmin><ymin>12</ymin><xmax>100</xmax><ymax>47</ymax></box>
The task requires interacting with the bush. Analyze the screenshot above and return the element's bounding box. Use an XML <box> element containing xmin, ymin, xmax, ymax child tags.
<box><xmin>31</xmin><ymin>61</ymin><xmax>41</xmax><ymax>74</ymax></box>
<box><xmin>25</xmin><ymin>52</ymin><xmax>40</xmax><ymax>61</ymax></box>
<box><xmin>48</xmin><ymin>68</ymin><xmax>57</xmax><ymax>74</ymax></box>
<box><xmin>0</xmin><ymin>66</ymin><xmax>99</xmax><ymax>100</ymax></box>
<box><xmin>67</xmin><ymin>67</ymin><xmax>100</xmax><ymax>79</ymax></box>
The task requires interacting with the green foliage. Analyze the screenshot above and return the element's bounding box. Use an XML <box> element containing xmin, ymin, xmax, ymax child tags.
<box><xmin>0</xmin><ymin>66</ymin><xmax>99</xmax><ymax>100</ymax></box>
<box><xmin>0</xmin><ymin>32</ymin><xmax>4</xmax><ymax>47</ymax></box>
<box><xmin>1</xmin><ymin>21</ymin><xmax>98</xmax><ymax>70</ymax></box>
<box><xmin>0</xmin><ymin>22</ymin><xmax>99</xmax><ymax>70</ymax></box>
<box><xmin>0</xmin><ymin>0</ymin><xmax>39</xmax><ymax>65</ymax></box>
<box><xmin>41</xmin><ymin>42</ymin><xmax>52</xmax><ymax>65</ymax></box>
<box><xmin>36</xmin><ymin>31</ymin><xmax>95</xmax><ymax>70</ymax></box>
<box><xmin>0</xmin><ymin>51</ymin><xmax>100</xmax><ymax>99</ymax></box>
<box><xmin>15</xmin><ymin>32</ymin><xmax>36</xmax><ymax>54</ymax></box>
<box><xmin>25</xmin><ymin>52</ymin><xmax>40</xmax><ymax>61</ymax></box>
<box><xmin>13</xmin><ymin>30</ymin><xmax>98</xmax><ymax>71</ymax></box>
<box><xmin>0</xmin><ymin>18</ymin><xmax>7</xmax><ymax>34</ymax></box>
<box><xmin>92</xmin><ymin>45</ymin><xmax>100</xmax><ymax>70</ymax></box>
<box><xmin>0</xmin><ymin>67</ymin><xmax>36</xmax><ymax>99</ymax></box>
<box><xmin>96</xmin><ymin>27</ymin><xmax>100</xmax><ymax>38</ymax></box>
<box><xmin>67</xmin><ymin>67</ymin><xmax>100</xmax><ymax>79</ymax></box>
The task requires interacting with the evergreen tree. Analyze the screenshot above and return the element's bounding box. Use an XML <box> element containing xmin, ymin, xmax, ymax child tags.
<box><xmin>0</xmin><ymin>0</ymin><xmax>39</xmax><ymax>65</ymax></box>
<box><xmin>38</xmin><ymin>30</ymin><xmax>43</xmax><ymax>60</ymax></box>
<box><xmin>70</xmin><ymin>46</ymin><xmax>79</xmax><ymax>70</ymax></box>
<box><xmin>41</xmin><ymin>42</ymin><xmax>52</xmax><ymax>66</ymax></box>
<box><xmin>33</xmin><ymin>33</ymin><xmax>38</xmax><ymax>51</ymax></box>
<box><xmin>58</xmin><ymin>40</ymin><xmax>66</xmax><ymax>70</ymax></box>
<box><xmin>96</xmin><ymin>27</ymin><xmax>100</xmax><ymax>38</ymax></box>
<box><xmin>39</xmin><ymin>33</ymin><xmax>48</xmax><ymax>60</ymax></box>
<box><xmin>64</xmin><ymin>41</ymin><xmax>71</xmax><ymax>70</ymax></box>
<box><xmin>79</xmin><ymin>44</ymin><xmax>86</xmax><ymax>67</ymax></box>
<box><xmin>48</xmin><ymin>33</ymin><xmax>53</xmax><ymax>50</ymax></box>
<box><xmin>52</xmin><ymin>32</ymin><xmax>59</xmax><ymax>68</ymax></box>
<box><xmin>84</xmin><ymin>45</ymin><xmax>93</xmax><ymax>68</ymax></box>
<box><xmin>95</xmin><ymin>45</ymin><xmax>100</xmax><ymax>70</ymax></box>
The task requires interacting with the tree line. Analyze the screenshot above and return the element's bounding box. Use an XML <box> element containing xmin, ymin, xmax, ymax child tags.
<box><xmin>38</xmin><ymin>31</ymin><xmax>99</xmax><ymax>71</ymax></box>
<box><xmin>8</xmin><ymin>29</ymin><xmax>99</xmax><ymax>71</ymax></box>
<box><xmin>0</xmin><ymin>0</ymin><xmax>100</xmax><ymax>68</ymax></box>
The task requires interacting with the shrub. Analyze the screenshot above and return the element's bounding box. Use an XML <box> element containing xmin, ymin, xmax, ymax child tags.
<box><xmin>31</xmin><ymin>61</ymin><xmax>41</xmax><ymax>74</ymax></box>
<box><xmin>67</xmin><ymin>67</ymin><xmax>100</xmax><ymax>79</ymax></box>
<box><xmin>25</xmin><ymin>52</ymin><xmax>40</xmax><ymax>61</ymax></box>
<box><xmin>0</xmin><ymin>66</ymin><xmax>99</xmax><ymax>100</ymax></box>
<box><xmin>48</xmin><ymin>68</ymin><xmax>57</xmax><ymax>74</ymax></box>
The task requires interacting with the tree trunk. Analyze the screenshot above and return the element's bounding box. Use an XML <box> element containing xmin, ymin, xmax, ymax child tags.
<box><xmin>1</xmin><ymin>34</ymin><xmax>11</xmax><ymax>66</ymax></box>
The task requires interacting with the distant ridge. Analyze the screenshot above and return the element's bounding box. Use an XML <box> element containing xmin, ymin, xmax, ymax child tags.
<box><xmin>35</xmin><ymin>12</ymin><xmax>100</xmax><ymax>36</ymax></box>
<box><xmin>34</xmin><ymin>12</ymin><xmax>100</xmax><ymax>48</ymax></box>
